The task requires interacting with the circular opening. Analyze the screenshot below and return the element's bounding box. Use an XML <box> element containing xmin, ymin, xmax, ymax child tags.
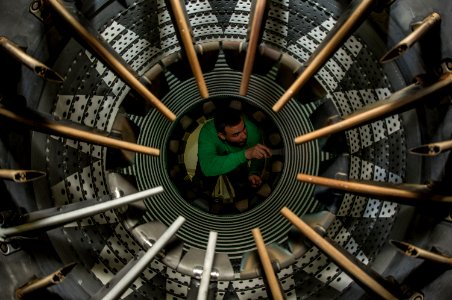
<box><xmin>167</xmin><ymin>96</ymin><xmax>284</xmax><ymax>215</ymax></box>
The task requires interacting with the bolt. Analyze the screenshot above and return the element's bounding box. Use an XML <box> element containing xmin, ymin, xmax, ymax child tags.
<box><xmin>30</xmin><ymin>0</ymin><xmax>41</xmax><ymax>11</ymax></box>
<box><xmin>446</xmin><ymin>60</ymin><xmax>452</xmax><ymax>71</ymax></box>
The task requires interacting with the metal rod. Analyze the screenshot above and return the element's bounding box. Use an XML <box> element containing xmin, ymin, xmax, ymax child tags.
<box><xmin>197</xmin><ymin>231</ymin><xmax>218</xmax><ymax>300</ymax></box>
<box><xmin>409</xmin><ymin>139</ymin><xmax>452</xmax><ymax>157</ymax></box>
<box><xmin>169</xmin><ymin>0</ymin><xmax>209</xmax><ymax>98</ymax></box>
<box><xmin>0</xmin><ymin>105</ymin><xmax>160</xmax><ymax>156</ymax></box>
<box><xmin>281</xmin><ymin>207</ymin><xmax>399</xmax><ymax>300</ymax></box>
<box><xmin>295</xmin><ymin>73</ymin><xmax>452</xmax><ymax>145</ymax></box>
<box><xmin>390</xmin><ymin>240</ymin><xmax>452</xmax><ymax>266</ymax></box>
<box><xmin>0</xmin><ymin>169</ymin><xmax>46</xmax><ymax>183</ymax></box>
<box><xmin>380</xmin><ymin>12</ymin><xmax>441</xmax><ymax>63</ymax></box>
<box><xmin>296</xmin><ymin>173</ymin><xmax>452</xmax><ymax>204</ymax></box>
<box><xmin>0</xmin><ymin>36</ymin><xmax>64</xmax><ymax>82</ymax></box>
<box><xmin>239</xmin><ymin>0</ymin><xmax>267</xmax><ymax>96</ymax></box>
<box><xmin>45</xmin><ymin>0</ymin><xmax>176</xmax><ymax>121</ymax></box>
<box><xmin>15</xmin><ymin>262</ymin><xmax>77</xmax><ymax>299</ymax></box>
<box><xmin>251</xmin><ymin>228</ymin><xmax>284</xmax><ymax>300</ymax></box>
<box><xmin>100</xmin><ymin>216</ymin><xmax>186</xmax><ymax>300</ymax></box>
<box><xmin>0</xmin><ymin>187</ymin><xmax>164</xmax><ymax>241</ymax></box>
<box><xmin>273</xmin><ymin>0</ymin><xmax>376</xmax><ymax>112</ymax></box>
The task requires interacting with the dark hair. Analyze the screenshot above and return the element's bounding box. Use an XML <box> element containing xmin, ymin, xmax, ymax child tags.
<box><xmin>214</xmin><ymin>107</ymin><xmax>242</xmax><ymax>133</ymax></box>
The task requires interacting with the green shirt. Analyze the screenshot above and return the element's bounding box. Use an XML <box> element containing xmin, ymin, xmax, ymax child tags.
<box><xmin>198</xmin><ymin>117</ymin><xmax>263</xmax><ymax>177</ymax></box>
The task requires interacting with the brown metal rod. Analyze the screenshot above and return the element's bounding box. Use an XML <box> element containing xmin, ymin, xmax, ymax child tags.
<box><xmin>45</xmin><ymin>0</ymin><xmax>176</xmax><ymax>121</ymax></box>
<box><xmin>240</xmin><ymin>0</ymin><xmax>267</xmax><ymax>96</ymax></box>
<box><xmin>380</xmin><ymin>12</ymin><xmax>441</xmax><ymax>63</ymax></box>
<box><xmin>295</xmin><ymin>73</ymin><xmax>452</xmax><ymax>145</ymax></box>
<box><xmin>169</xmin><ymin>0</ymin><xmax>209</xmax><ymax>98</ymax></box>
<box><xmin>390</xmin><ymin>240</ymin><xmax>452</xmax><ymax>266</ymax></box>
<box><xmin>0</xmin><ymin>105</ymin><xmax>160</xmax><ymax>156</ymax></box>
<box><xmin>297</xmin><ymin>173</ymin><xmax>452</xmax><ymax>204</ymax></box>
<box><xmin>0</xmin><ymin>169</ymin><xmax>46</xmax><ymax>183</ymax></box>
<box><xmin>15</xmin><ymin>262</ymin><xmax>77</xmax><ymax>300</ymax></box>
<box><xmin>409</xmin><ymin>139</ymin><xmax>452</xmax><ymax>157</ymax></box>
<box><xmin>273</xmin><ymin>0</ymin><xmax>376</xmax><ymax>112</ymax></box>
<box><xmin>251</xmin><ymin>228</ymin><xmax>284</xmax><ymax>300</ymax></box>
<box><xmin>281</xmin><ymin>207</ymin><xmax>399</xmax><ymax>300</ymax></box>
<box><xmin>0</xmin><ymin>36</ymin><xmax>63</xmax><ymax>82</ymax></box>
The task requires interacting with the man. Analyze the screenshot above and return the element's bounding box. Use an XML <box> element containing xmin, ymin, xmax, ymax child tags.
<box><xmin>196</xmin><ymin>106</ymin><xmax>272</xmax><ymax>207</ymax></box>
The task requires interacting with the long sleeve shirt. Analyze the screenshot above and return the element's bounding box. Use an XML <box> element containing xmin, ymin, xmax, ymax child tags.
<box><xmin>198</xmin><ymin>117</ymin><xmax>264</xmax><ymax>177</ymax></box>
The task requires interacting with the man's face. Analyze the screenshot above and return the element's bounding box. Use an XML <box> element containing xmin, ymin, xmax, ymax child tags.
<box><xmin>219</xmin><ymin>119</ymin><xmax>247</xmax><ymax>146</ymax></box>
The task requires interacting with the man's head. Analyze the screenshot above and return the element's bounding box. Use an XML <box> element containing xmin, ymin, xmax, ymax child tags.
<box><xmin>214</xmin><ymin>107</ymin><xmax>247</xmax><ymax>146</ymax></box>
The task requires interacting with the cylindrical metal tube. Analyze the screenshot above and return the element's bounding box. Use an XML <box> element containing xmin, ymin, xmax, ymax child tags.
<box><xmin>0</xmin><ymin>105</ymin><xmax>160</xmax><ymax>156</ymax></box>
<box><xmin>197</xmin><ymin>231</ymin><xmax>218</xmax><ymax>300</ymax></box>
<box><xmin>251</xmin><ymin>228</ymin><xmax>284</xmax><ymax>300</ymax></box>
<box><xmin>294</xmin><ymin>74</ymin><xmax>452</xmax><ymax>145</ymax></box>
<box><xmin>15</xmin><ymin>262</ymin><xmax>77</xmax><ymax>300</ymax></box>
<box><xmin>45</xmin><ymin>0</ymin><xmax>176</xmax><ymax>121</ymax></box>
<box><xmin>390</xmin><ymin>240</ymin><xmax>452</xmax><ymax>266</ymax></box>
<box><xmin>409</xmin><ymin>139</ymin><xmax>452</xmax><ymax>157</ymax></box>
<box><xmin>296</xmin><ymin>173</ymin><xmax>452</xmax><ymax>204</ymax></box>
<box><xmin>169</xmin><ymin>0</ymin><xmax>209</xmax><ymax>98</ymax></box>
<box><xmin>0</xmin><ymin>169</ymin><xmax>46</xmax><ymax>183</ymax></box>
<box><xmin>273</xmin><ymin>0</ymin><xmax>376</xmax><ymax>112</ymax></box>
<box><xmin>0</xmin><ymin>187</ymin><xmax>164</xmax><ymax>240</ymax></box>
<box><xmin>281</xmin><ymin>207</ymin><xmax>399</xmax><ymax>300</ymax></box>
<box><xmin>101</xmin><ymin>216</ymin><xmax>186</xmax><ymax>300</ymax></box>
<box><xmin>240</xmin><ymin>0</ymin><xmax>267</xmax><ymax>96</ymax></box>
<box><xmin>0</xmin><ymin>36</ymin><xmax>63</xmax><ymax>82</ymax></box>
<box><xmin>380</xmin><ymin>12</ymin><xmax>441</xmax><ymax>63</ymax></box>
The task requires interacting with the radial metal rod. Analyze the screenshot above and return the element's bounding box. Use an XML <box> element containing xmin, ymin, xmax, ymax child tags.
<box><xmin>168</xmin><ymin>0</ymin><xmax>209</xmax><ymax>98</ymax></box>
<box><xmin>409</xmin><ymin>139</ymin><xmax>452</xmax><ymax>157</ymax></box>
<box><xmin>15</xmin><ymin>262</ymin><xmax>77</xmax><ymax>300</ymax></box>
<box><xmin>0</xmin><ymin>169</ymin><xmax>46</xmax><ymax>183</ymax></box>
<box><xmin>296</xmin><ymin>173</ymin><xmax>452</xmax><ymax>204</ymax></box>
<box><xmin>380</xmin><ymin>12</ymin><xmax>441</xmax><ymax>63</ymax></box>
<box><xmin>197</xmin><ymin>231</ymin><xmax>218</xmax><ymax>300</ymax></box>
<box><xmin>0</xmin><ymin>105</ymin><xmax>160</xmax><ymax>156</ymax></box>
<box><xmin>273</xmin><ymin>0</ymin><xmax>378</xmax><ymax>112</ymax></box>
<box><xmin>251</xmin><ymin>228</ymin><xmax>284</xmax><ymax>300</ymax></box>
<box><xmin>0</xmin><ymin>187</ymin><xmax>164</xmax><ymax>241</ymax></box>
<box><xmin>0</xmin><ymin>36</ymin><xmax>64</xmax><ymax>82</ymax></box>
<box><xmin>281</xmin><ymin>207</ymin><xmax>399</xmax><ymax>300</ymax></box>
<box><xmin>239</xmin><ymin>0</ymin><xmax>267</xmax><ymax>96</ymax></box>
<box><xmin>390</xmin><ymin>240</ymin><xmax>452</xmax><ymax>266</ymax></box>
<box><xmin>98</xmin><ymin>216</ymin><xmax>186</xmax><ymax>300</ymax></box>
<box><xmin>295</xmin><ymin>73</ymin><xmax>452</xmax><ymax>145</ymax></box>
<box><xmin>44</xmin><ymin>0</ymin><xmax>176</xmax><ymax>121</ymax></box>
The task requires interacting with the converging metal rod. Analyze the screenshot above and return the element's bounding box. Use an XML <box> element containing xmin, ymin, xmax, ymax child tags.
<box><xmin>240</xmin><ymin>0</ymin><xmax>267</xmax><ymax>96</ymax></box>
<box><xmin>273</xmin><ymin>0</ymin><xmax>377</xmax><ymax>112</ymax></box>
<box><xmin>281</xmin><ymin>207</ymin><xmax>399</xmax><ymax>300</ymax></box>
<box><xmin>99</xmin><ymin>216</ymin><xmax>186</xmax><ymax>300</ymax></box>
<box><xmin>409</xmin><ymin>139</ymin><xmax>452</xmax><ymax>157</ymax></box>
<box><xmin>390</xmin><ymin>240</ymin><xmax>452</xmax><ymax>266</ymax></box>
<box><xmin>169</xmin><ymin>0</ymin><xmax>209</xmax><ymax>98</ymax></box>
<box><xmin>0</xmin><ymin>187</ymin><xmax>164</xmax><ymax>241</ymax></box>
<box><xmin>251</xmin><ymin>228</ymin><xmax>284</xmax><ymax>300</ymax></box>
<box><xmin>15</xmin><ymin>262</ymin><xmax>77</xmax><ymax>300</ymax></box>
<box><xmin>380</xmin><ymin>12</ymin><xmax>441</xmax><ymax>63</ymax></box>
<box><xmin>197</xmin><ymin>231</ymin><xmax>218</xmax><ymax>300</ymax></box>
<box><xmin>295</xmin><ymin>73</ymin><xmax>452</xmax><ymax>145</ymax></box>
<box><xmin>296</xmin><ymin>173</ymin><xmax>452</xmax><ymax>204</ymax></box>
<box><xmin>0</xmin><ymin>169</ymin><xmax>46</xmax><ymax>183</ymax></box>
<box><xmin>45</xmin><ymin>0</ymin><xmax>176</xmax><ymax>121</ymax></box>
<box><xmin>0</xmin><ymin>105</ymin><xmax>160</xmax><ymax>156</ymax></box>
<box><xmin>0</xmin><ymin>36</ymin><xmax>64</xmax><ymax>82</ymax></box>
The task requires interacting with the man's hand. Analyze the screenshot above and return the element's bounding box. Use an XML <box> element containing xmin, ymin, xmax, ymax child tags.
<box><xmin>245</xmin><ymin>144</ymin><xmax>272</xmax><ymax>160</ymax></box>
<box><xmin>248</xmin><ymin>175</ymin><xmax>262</xmax><ymax>188</ymax></box>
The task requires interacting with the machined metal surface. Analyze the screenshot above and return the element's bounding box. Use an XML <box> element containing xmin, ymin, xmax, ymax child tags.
<box><xmin>3</xmin><ymin>0</ymin><xmax>452</xmax><ymax>299</ymax></box>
